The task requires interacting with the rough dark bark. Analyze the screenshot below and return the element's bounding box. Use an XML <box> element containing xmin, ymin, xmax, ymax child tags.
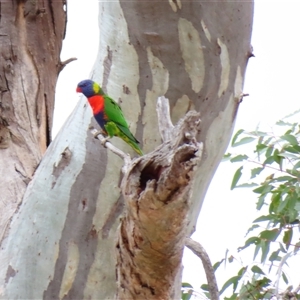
<box><xmin>0</xmin><ymin>0</ymin><xmax>66</xmax><ymax>241</ymax></box>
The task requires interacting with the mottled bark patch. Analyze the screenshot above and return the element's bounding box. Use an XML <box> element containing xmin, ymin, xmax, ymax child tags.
<box><xmin>44</xmin><ymin>136</ymin><xmax>107</xmax><ymax>300</ymax></box>
<box><xmin>51</xmin><ymin>147</ymin><xmax>72</xmax><ymax>189</ymax></box>
<box><xmin>5</xmin><ymin>265</ymin><xmax>16</xmax><ymax>284</ymax></box>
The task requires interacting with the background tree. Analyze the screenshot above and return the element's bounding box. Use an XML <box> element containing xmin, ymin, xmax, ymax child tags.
<box><xmin>0</xmin><ymin>1</ymin><xmax>253</xmax><ymax>299</ymax></box>
<box><xmin>199</xmin><ymin>119</ymin><xmax>300</xmax><ymax>299</ymax></box>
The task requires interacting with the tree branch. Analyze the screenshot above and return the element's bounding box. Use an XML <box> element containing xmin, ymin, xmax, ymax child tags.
<box><xmin>58</xmin><ymin>57</ymin><xmax>77</xmax><ymax>72</ymax></box>
<box><xmin>90</xmin><ymin>127</ymin><xmax>131</xmax><ymax>173</ymax></box>
<box><xmin>185</xmin><ymin>238</ymin><xmax>219</xmax><ymax>300</ymax></box>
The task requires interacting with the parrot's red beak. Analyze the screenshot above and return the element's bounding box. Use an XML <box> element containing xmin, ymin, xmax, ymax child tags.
<box><xmin>76</xmin><ymin>86</ymin><xmax>82</xmax><ymax>93</ymax></box>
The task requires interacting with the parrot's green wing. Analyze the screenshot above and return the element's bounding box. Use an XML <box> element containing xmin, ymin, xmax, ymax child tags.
<box><xmin>104</xmin><ymin>95</ymin><xmax>143</xmax><ymax>155</ymax></box>
<box><xmin>104</xmin><ymin>95</ymin><xmax>129</xmax><ymax>128</ymax></box>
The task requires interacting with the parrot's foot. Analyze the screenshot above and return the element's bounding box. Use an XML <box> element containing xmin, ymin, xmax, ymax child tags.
<box><xmin>93</xmin><ymin>130</ymin><xmax>106</xmax><ymax>138</ymax></box>
<box><xmin>92</xmin><ymin>130</ymin><xmax>111</xmax><ymax>148</ymax></box>
<box><xmin>100</xmin><ymin>137</ymin><xmax>110</xmax><ymax>147</ymax></box>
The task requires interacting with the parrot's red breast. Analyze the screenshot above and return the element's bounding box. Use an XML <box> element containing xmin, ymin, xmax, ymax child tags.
<box><xmin>87</xmin><ymin>95</ymin><xmax>105</xmax><ymax>115</ymax></box>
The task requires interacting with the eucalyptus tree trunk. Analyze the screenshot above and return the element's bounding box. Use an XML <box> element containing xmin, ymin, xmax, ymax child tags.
<box><xmin>0</xmin><ymin>1</ymin><xmax>253</xmax><ymax>299</ymax></box>
<box><xmin>0</xmin><ymin>1</ymin><xmax>66</xmax><ymax>240</ymax></box>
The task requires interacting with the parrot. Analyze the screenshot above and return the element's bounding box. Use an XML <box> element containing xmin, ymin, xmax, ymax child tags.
<box><xmin>76</xmin><ymin>79</ymin><xmax>143</xmax><ymax>156</ymax></box>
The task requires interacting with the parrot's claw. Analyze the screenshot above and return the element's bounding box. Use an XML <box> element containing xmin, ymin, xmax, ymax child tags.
<box><xmin>92</xmin><ymin>130</ymin><xmax>110</xmax><ymax>147</ymax></box>
<box><xmin>93</xmin><ymin>130</ymin><xmax>106</xmax><ymax>138</ymax></box>
<box><xmin>101</xmin><ymin>137</ymin><xmax>110</xmax><ymax>147</ymax></box>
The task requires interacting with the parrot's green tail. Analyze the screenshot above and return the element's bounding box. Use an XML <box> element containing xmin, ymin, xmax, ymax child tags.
<box><xmin>127</xmin><ymin>139</ymin><xmax>144</xmax><ymax>156</ymax></box>
<box><xmin>118</xmin><ymin>133</ymin><xmax>143</xmax><ymax>156</ymax></box>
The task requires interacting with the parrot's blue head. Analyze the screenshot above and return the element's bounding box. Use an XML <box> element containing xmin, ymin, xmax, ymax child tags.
<box><xmin>76</xmin><ymin>79</ymin><xmax>102</xmax><ymax>98</ymax></box>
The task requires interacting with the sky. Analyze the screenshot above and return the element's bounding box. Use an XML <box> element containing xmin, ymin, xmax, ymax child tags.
<box><xmin>54</xmin><ymin>1</ymin><xmax>300</xmax><ymax>298</ymax></box>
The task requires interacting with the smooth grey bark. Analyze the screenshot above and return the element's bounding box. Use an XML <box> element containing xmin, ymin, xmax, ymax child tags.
<box><xmin>185</xmin><ymin>238</ymin><xmax>219</xmax><ymax>300</ymax></box>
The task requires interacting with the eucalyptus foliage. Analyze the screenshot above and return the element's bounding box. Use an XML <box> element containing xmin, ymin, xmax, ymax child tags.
<box><xmin>183</xmin><ymin>118</ymin><xmax>300</xmax><ymax>300</ymax></box>
<box><xmin>209</xmin><ymin>119</ymin><xmax>300</xmax><ymax>300</ymax></box>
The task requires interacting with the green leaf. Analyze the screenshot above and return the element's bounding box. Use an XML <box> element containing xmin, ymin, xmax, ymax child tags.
<box><xmin>219</xmin><ymin>276</ymin><xmax>241</xmax><ymax>295</ymax></box>
<box><xmin>236</xmin><ymin>183</ymin><xmax>258</xmax><ymax>188</ymax></box>
<box><xmin>253</xmin><ymin>184</ymin><xmax>273</xmax><ymax>195</ymax></box>
<box><xmin>280</xmin><ymin>134</ymin><xmax>298</xmax><ymax>146</ymax></box>
<box><xmin>273</xmin><ymin>149</ymin><xmax>283</xmax><ymax>167</ymax></box>
<box><xmin>256</xmin><ymin>143</ymin><xmax>268</xmax><ymax>154</ymax></box>
<box><xmin>261</xmin><ymin>240</ymin><xmax>270</xmax><ymax>263</ymax></box>
<box><xmin>282</xmin><ymin>271</ymin><xmax>289</xmax><ymax>285</ymax></box>
<box><xmin>276</xmin><ymin>120</ymin><xmax>294</xmax><ymax>126</ymax></box>
<box><xmin>293</xmin><ymin>160</ymin><xmax>300</xmax><ymax>170</ymax></box>
<box><xmin>181</xmin><ymin>290</ymin><xmax>193</xmax><ymax>300</ymax></box>
<box><xmin>200</xmin><ymin>283</ymin><xmax>209</xmax><ymax>291</ymax></box>
<box><xmin>230</xmin><ymin>154</ymin><xmax>248</xmax><ymax>162</ymax></box>
<box><xmin>251</xmin><ymin>265</ymin><xmax>265</xmax><ymax>275</ymax></box>
<box><xmin>263</xmin><ymin>156</ymin><xmax>275</xmax><ymax>165</ymax></box>
<box><xmin>237</xmin><ymin>267</ymin><xmax>247</xmax><ymax>277</ymax></box>
<box><xmin>293</xmin><ymin>241</ymin><xmax>300</xmax><ymax>254</ymax></box>
<box><xmin>287</xmin><ymin>169</ymin><xmax>300</xmax><ymax>177</ymax></box>
<box><xmin>260</xmin><ymin>229</ymin><xmax>280</xmax><ymax>242</ymax></box>
<box><xmin>279</xmin><ymin>242</ymin><xmax>287</xmax><ymax>253</ymax></box>
<box><xmin>224</xmin><ymin>249</ymin><xmax>229</xmax><ymax>268</ymax></box>
<box><xmin>255</xmin><ymin>277</ymin><xmax>272</xmax><ymax>288</ymax></box>
<box><xmin>269</xmin><ymin>250</ymin><xmax>281</xmax><ymax>262</ymax></box>
<box><xmin>249</xmin><ymin>131</ymin><xmax>268</xmax><ymax>137</ymax></box>
<box><xmin>253</xmin><ymin>242</ymin><xmax>261</xmax><ymax>261</ymax></box>
<box><xmin>238</xmin><ymin>237</ymin><xmax>260</xmax><ymax>252</ymax></box>
<box><xmin>182</xmin><ymin>283</ymin><xmax>193</xmax><ymax>300</ymax></box>
<box><xmin>223</xmin><ymin>153</ymin><xmax>232</xmax><ymax>161</ymax></box>
<box><xmin>253</xmin><ymin>215</ymin><xmax>275</xmax><ymax>223</ymax></box>
<box><xmin>251</xmin><ymin>167</ymin><xmax>264</xmax><ymax>179</ymax></box>
<box><xmin>269</xmin><ymin>193</ymin><xmax>281</xmax><ymax>214</ymax></box>
<box><xmin>232</xmin><ymin>137</ymin><xmax>256</xmax><ymax>147</ymax></box>
<box><xmin>284</xmin><ymin>129</ymin><xmax>293</xmax><ymax>135</ymax></box>
<box><xmin>213</xmin><ymin>259</ymin><xmax>224</xmax><ymax>271</ymax></box>
<box><xmin>287</xmin><ymin>195</ymin><xmax>297</xmax><ymax>210</ymax></box>
<box><xmin>286</xmin><ymin>209</ymin><xmax>298</xmax><ymax>225</ymax></box>
<box><xmin>245</xmin><ymin>224</ymin><xmax>260</xmax><ymax>236</ymax></box>
<box><xmin>284</xmin><ymin>145</ymin><xmax>300</xmax><ymax>154</ymax></box>
<box><xmin>265</xmin><ymin>146</ymin><xmax>274</xmax><ymax>158</ymax></box>
<box><xmin>231</xmin><ymin>129</ymin><xmax>245</xmax><ymax>146</ymax></box>
<box><xmin>277</xmin><ymin>198</ymin><xmax>289</xmax><ymax>213</ymax></box>
<box><xmin>182</xmin><ymin>282</ymin><xmax>193</xmax><ymax>288</ymax></box>
<box><xmin>274</xmin><ymin>175</ymin><xmax>297</xmax><ymax>182</ymax></box>
<box><xmin>283</xmin><ymin>229</ymin><xmax>293</xmax><ymax>250</ymax></box>
<box><xmin>278</xmin><ymin>152</ymin><xmax>299</xmax><ymax>159</ymax></box>
<box><xmin>256</xmin><ymin>194</ymin><xmax>267</xmax><ymax>210</ymax></box>
<box><xmin>224</xmin><ymin>294</ymin><xmax>238</xmax><ymax>300</ymax></box>
<box><xmin>231</xmin><ymin>166</ymin><xmax>243</xmax><ymax>190</ymax></box>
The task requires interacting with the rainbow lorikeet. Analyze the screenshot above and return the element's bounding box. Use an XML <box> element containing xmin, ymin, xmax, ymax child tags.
<box><xmin>76</xmin><ymin>79</ymin><xmax>143</xmax><ymax>156</ymax></box>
